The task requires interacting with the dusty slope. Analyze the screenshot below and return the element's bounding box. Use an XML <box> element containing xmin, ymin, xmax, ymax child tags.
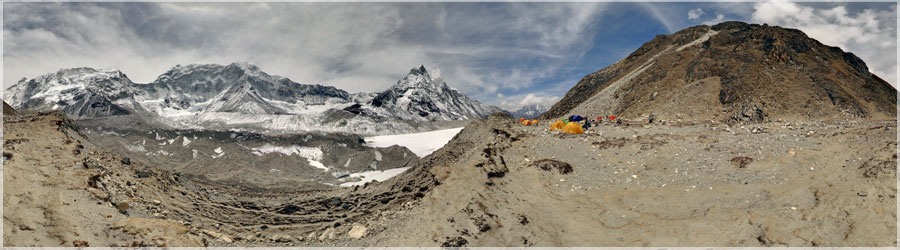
<box><xmin>541</xmin><ymin>21</ymin><xmax>896</xmax><ymax>123</ymax></box>
<box><xmin>3</xmin><ymin>112</ymin><xmax>445</xmax><ymax>247</ymax></box>
<box><xmin>367</xmin><ymin>114</ymin><xmax>896</xmax><ymax>246</ymax></box>
<box><xmin>3</xmin><ymin>112</ymin><xmax>202</xmax><ymax>246</ymax></box>
<box><xmin>3</xmin><ymin>110</ymin><xmax>895</xmax><ymax>247</ymax></box>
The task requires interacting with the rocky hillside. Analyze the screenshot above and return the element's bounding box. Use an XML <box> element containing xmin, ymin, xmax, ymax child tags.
<box><xmin>541</xmin><ymin>21</ymin><xmax>897</xmax><ymax>123</ymax></box>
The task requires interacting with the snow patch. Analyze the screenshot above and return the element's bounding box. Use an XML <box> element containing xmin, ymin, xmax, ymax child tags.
<box><xmin>250</xmin><ymin>144</ymin><xmax>327</xmax><ymax>170</ymax></box>
<box><xmin>182</xmin><ymin>136</ymin><xmax>192</xmax><ymax>147</ymax></box>
<box><xmin>125</xmin><ymin>144</ymin><xmax>145</xmax><ymax>152</ymax></box>
<box><xmin>364</xmin><ymin>127</ymin><xmax>464</xmax><ymax>157</ymax></box>
<box><xmin>212</xmin><ymin>147</ymin><xmax>225</xmax><ymax>158</ymax></box>
<box><xmin>339</xmin><ymin>167</ymin><xmax>411</xmax><ymax>187</ymax></box>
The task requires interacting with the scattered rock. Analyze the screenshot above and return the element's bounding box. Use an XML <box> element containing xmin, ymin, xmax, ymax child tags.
<box><xmin>121</xmin><ymin>157</ymin><xmax>131</xmax><ymax>165</ymax></box>
<box><xmin>529</xmin><ymin>159</ymin><xmax>573</xmax><ymax>174</ymax></box>
<box><xmin>271</xmin><ymin>234</ymin><xmax>293</xmax><ymax>243</ymax></box>
<box><xmin>87</xmin><ymin>187</ymin><xmax>108</xmax><ymax>200</ymax></box>
<box><xmin>348</xmin><ymin>224</ymin><xmax>368</xmax><ymax>239</ymax></box>
<box><xmin>203</xmin><ymin>230</ymin><xmax>232</xmax><ymax>243</ymax></box>
<box><xmin>72</xmin><ymin>240</ymin><xmax>90</xmax><ymax>247</ymax></box>
<box><xmin>318</xmin><ymin>227</ymin><xmax>336</xmax><ymax>241</ymax></box>
<box><xmin>441</xmin><ymin>236</ymin><xmax>468</xmax><ymax>247</ymax></box>
<box><xmin>115</xmin><ymin>202</ymin><xmax>130</xmax><ymax>214</ymax></box>
<box><xmin>306</xmin><ymin>232</ymin><xmax>317</xmax><ymax>241</ymax></box>
<box><xmin>730</xmin><ymin>156</ymin><xmax>753</xmax><ymax>168</ymax></box>
<box><xmin>518</xmin><ymin>214</ymin><xmax>529</xmax><ymax>225</ymax></box>
<box><xmin>204</xmin><ymin>230</ymin><xmax>221</xmax><ymax>238</ymax></box>
<box><xmin>858</xmin><ymin>191</ymin><xmax>868</xmax><ymax>197</ymax></box>
<box><xmin>134</xmin><ymin>170</ymin><xmax>153</xmax><ymax>178</ymax></box>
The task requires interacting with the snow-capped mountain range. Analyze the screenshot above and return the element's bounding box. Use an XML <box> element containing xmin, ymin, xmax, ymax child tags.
<box><xmin>510</xmin><ymin>104</ymin><xmax>549</xmax><ymax>119</ymax></box>
<box><xmin>4</xmin><ymin>63</ymin><xmax>503</xmax><ymax>135</ymax></box>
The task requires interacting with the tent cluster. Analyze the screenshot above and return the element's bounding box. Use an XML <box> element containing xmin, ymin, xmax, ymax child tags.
<box><xmin>545</xmin><ymin>114</ymin><xmax>620</xmax><ymax>134</ymax></box>
<box><xmin>548</xmin><ymin>119</ymin><xmax>584</xmax><ymax>134</ymax></box>
<box><xmin>519</xmin><ymin>118</ymin><xmax>539</xmax><ymax>126</ymax></box>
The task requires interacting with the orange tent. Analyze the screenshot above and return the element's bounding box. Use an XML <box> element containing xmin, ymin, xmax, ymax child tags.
<box><xmin>531</xmin><ymin>119</ymin><xmax>538</xmax><ymax>125</ymax></box>
<box><xmin>520</xmin><ymin>118</ymin><xmax>526</xmax><ymax>122</ymax></box>
<box><xmin>608</xmin><ymin>115</ymin><xmax>617</xmax><ymax>120</ymax></box>
<box><xmin>562</xmin><ymin>122</ymin><xmax>584</xmax><ymax>134</ymax></box>
<box><xmin>550</xmin><ymin>120</ymin><xmax>565</xmax><ymax>130</ymax></box>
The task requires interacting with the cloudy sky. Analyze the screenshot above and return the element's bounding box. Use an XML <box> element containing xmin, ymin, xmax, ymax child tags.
<box><xmin>3</xmin><ymin>1</ymin><xmax>897</xmax><ymax>111</ymax></box>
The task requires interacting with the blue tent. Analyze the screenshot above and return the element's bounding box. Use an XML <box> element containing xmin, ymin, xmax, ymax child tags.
<box><xmin>569</xmin><ymin>115</ymin><xmax>584</xmax><ymax>122</ymax></box>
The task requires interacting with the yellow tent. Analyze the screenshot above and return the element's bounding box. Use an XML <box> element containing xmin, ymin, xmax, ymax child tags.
<box><xmin>562</xmin><ymin>122</ymin><xmax>584</xmax><ymax>134</ymax></box>
<box><xmin>531</xmin><ymin>119</ymin><xmax>538</xmax><ymax>125</ymax></box>
<box><xmin>550</xmin><ymin>120</ymin><xmax>565</xmax><ymax>130</ymax></box>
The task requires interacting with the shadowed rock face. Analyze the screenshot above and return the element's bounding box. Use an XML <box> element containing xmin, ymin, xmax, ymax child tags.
<box><xmin>542</xmin><ymin>21</ymin><xmax>897</xmax><ymax>123</ymax></box>
<box><xmin>3</xmin><ymin>101</ymin><xmax>17</xmax><ymax>115</ymax></box>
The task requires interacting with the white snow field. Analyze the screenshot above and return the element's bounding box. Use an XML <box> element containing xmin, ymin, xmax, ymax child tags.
<box><xmin>339</xmin><ymin>167</ymin><xmax>412</xmax><ymax>187</ymax></box>
<box><xmin>339</xmin><ymin>127</ymin><xmax>464</xmax><ymax>186</ymax></box>
<box><xmin>364</xmin><ymin>127</ymin><xmax>464</xmax><ymax>157</ymax></box>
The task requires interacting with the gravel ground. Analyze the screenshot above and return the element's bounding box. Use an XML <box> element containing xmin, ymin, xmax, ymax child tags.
<box><xmin>3</xmin><ymin>112</ymin><xmax>896</xmax><ymax>247</ymax></box>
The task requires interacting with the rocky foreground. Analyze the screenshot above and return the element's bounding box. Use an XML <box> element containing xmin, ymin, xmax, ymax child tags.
<box><xmin>3</xmin><ymin>112</ymin><xmax>896</xmax><ymax>246</ymax></box>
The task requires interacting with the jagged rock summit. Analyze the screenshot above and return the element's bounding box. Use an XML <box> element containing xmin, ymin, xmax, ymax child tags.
<box><xmin>360</xmin><ymin>64</ymin><xmax>502</xmax><ymax>121</ymax></box>
<box><xmin>541</xmin><ymin>21</ymin><xmax>897</xmax><ymax>123</ymax></box>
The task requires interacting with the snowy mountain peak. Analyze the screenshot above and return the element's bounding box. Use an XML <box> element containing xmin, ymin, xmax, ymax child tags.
<box><xmin>410</xmin><ymin>64</ymin><xmax>428</xmax><ymax>75</ymax></box>
<box><xmin>511</xmin><ymin>104</ymin><xmax>549</xmax><ymax>119</ymax></box>
<box><xmin>3</xmin><ymin>66</ymin><xmax>138</xmax><ymax>117</ymax></box>
<box><xmin>397</xmin><ymin>64</ymin><xmax>446</xmax><ymax>90</ymax></box>
<box><xmin>6</xmin><ymin>63</ymin><xmax>501</xmax><ymax>135</ymax></box>
<box><xmin>363</xmin><ymin>65</ymin><xmax>502</xmax><ymax>121</ymax></box>
<box><xmin>230</xmin><ymin>61</ymin><xmax>259</xmax><ymax>70</ymax></box>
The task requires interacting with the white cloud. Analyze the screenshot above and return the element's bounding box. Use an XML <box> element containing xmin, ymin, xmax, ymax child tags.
<box><xmin>3</xmin><ymin>2</ymin><xmax>608</xmax><ymax>107</ymax></box>
<box><xmin>751</xmin><ymin>1</ymin><xmax>897</xmax><ymax>86</ymax></box>
<box><xmin>497</xmin><ymin>93</ymin><xmax>561</xmax><ymax>111</ymax></box>
<box><xmin>703</xmin><ymin>13</ymin><xmax>726</xmax><ymax>25</ymax></box>
<box><xmin>688</xmin><ymin>8</ymin><xmax>704</xmax><ymax>20</ymax></box>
